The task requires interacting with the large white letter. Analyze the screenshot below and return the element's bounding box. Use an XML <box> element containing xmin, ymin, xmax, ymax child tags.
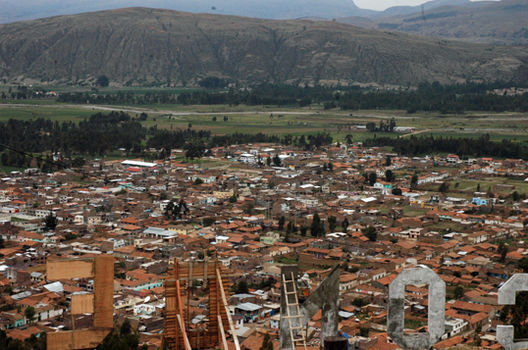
<box><xmin>498</xmin><ymin>273</ymin><xmax>528</xmax><ymax>350</ymax></box>
<box><xmin>388</xmin><ymin>265</ymin><xmax>445</xmax><ymax>350</ymax></box>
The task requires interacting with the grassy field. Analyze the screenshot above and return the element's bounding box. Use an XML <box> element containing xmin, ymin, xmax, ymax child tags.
<box><xmin>1</xmin><ymin>101</ymin><xmax>528</xmax><ymax>142</ymax></box>
<box><xmin>0</xmin><ymin>104</ymin><xmax>94</xmax><ymax>122</ymax></box>
<box><xmin>0</xmin><ymin>165</ymin><xmax>24</xmax><ymax>173</ymax></box>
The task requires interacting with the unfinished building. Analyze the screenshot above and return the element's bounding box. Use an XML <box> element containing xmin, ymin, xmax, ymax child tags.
<box><xmin>46</xmin><ymin>255</ymin><xmax>114</xmax><ymax>350</ymax></box>
<box><xmin>164</xmin><ymin>259</ymin><xmax>240</xmax><ymax>350</ymax></box>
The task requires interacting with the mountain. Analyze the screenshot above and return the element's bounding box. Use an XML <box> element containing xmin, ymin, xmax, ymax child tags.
<box><xmin>0</xmin><ymin>0</ymin><xmax>376</xmax><ymax>23</ymax></box>
<box><xmin>0</xmin><ymin>0</ymin><xmax>482</xmax><ymax>24</ymax></box>
<box><xmin>0</xmin><ymin>8</ymin><xmax>527</xmax><ymax>86</ymax></box>
<box><xmin>371</xmin><ymin>0</ymin><xmax>472</xmax><ymax>18</ymax></box>
<box><xmin>338</xmin><ymin>0</ymin><xmax>528</xmax><ymax>45</ymax></box>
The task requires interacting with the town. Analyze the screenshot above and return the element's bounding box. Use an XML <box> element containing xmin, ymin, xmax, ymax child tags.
<box><xmin>1</xmin><ymin>141</ymin><xmax>528</xmax><ymax>349</ymax></box>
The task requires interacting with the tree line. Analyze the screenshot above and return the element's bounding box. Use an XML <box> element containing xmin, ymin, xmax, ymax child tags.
<box><xmin>0</xmin><ymin>112</ymin><xmax>333</xmax><ymax>170</ymax></box>
<box><xmin>364</xmin><ymin>134</ymin><xmax>528</xmax><ymax>159</ymax></box>
<box><xmin>147</xmin><ymin>129</ymin><xmax>332</xmax><ymax>152</ymax></box>
<box><xmin>0</xmin><ymin>112</ymin><xmax>145</xmax><ymax>156</ymax></box>
<box><xmin>48</xmin><ymin>81</ymin><xmax>528</xmax><ymax>112</ymax></box>
<box><xmin>338</xmin><ymin>88</ymin><xmax>528</xmax><ymax>113</ymax></box>
<box><xmin>3</xmin><ymin>81</ymin><xmax>528</xmax><ymax>113</ymax></box>
<box><xmin>57</xmin><ymin>91</ymin><xmax>179</xmax><ymax>105</ymax></box>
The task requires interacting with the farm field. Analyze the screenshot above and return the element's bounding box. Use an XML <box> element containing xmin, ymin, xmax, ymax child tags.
<box><xmin>0</xmin><ymin>101</ymin><xmax>528</xmax><ymax>143</ymax></box>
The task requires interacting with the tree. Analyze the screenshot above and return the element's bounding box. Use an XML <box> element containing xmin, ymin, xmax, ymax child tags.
<box><xmin>473</xmin><ymin>335</ymin><xmax>482</xmax><ymax>347</ymax></box>
<box><xmin>438</xmin><ymin>182</ymin><xmax>449</xmax><ymax>193</ymax></box>
<box><xmin>0</xmin><ymin>330</ymin><xmax>46</xmax><ymax>350</ymax></box>
<box><xmin>345</xmin><ymin>134</ymin><xmax>353</xmax><ymax>145</ymax></box>
<box><xmin>518</xmin><ymin>257</ymin><xmax>528</xmax><ymax>273</ymax></box>
<box><xmin>388</xmin><ymin>117</ymin><xmax>396</xmax><ymax>132</ymax></box>
<box><xmin>385</xmin><ymin>156</ymin><xmax>392</xmax><ymax>166</ymax></box>
<box><xmin>199</xmin><ymin>76</ymin><xmax>229</xmax><ymax>89</ymax></box>
<box><xmin>120</xmin><ymin>319</ymin><xmax>131</xmax><ymax>335</ymax></box>
<box><xmin>72</xmin><ymin>157</ymin><xmax>85</xmax><ymax>168</ymax></box>
<box><xmin>454</xmin><ymin>286</ymin><xmax>464</xmax><ymax>299</ymax></box>
<box><xmin>359</xmin><ymin>327</ymin><xmax>369</xmax><ymax>337</ymax></box>
<box><xmin>278</xmin><ymin>216</ymin><xmax>285</xmax><ymax>231</ymax></box>
<box><xmin>328</xmin><ymin>216</ymin><xmax>337</xmax><ymax>232</ymax></box>
<box><xmin>392</xmin><ymin>188</ymin><xmax>402</xmax><ymax>196</ymax></box>
<box><xmin>212</xmin><ymin>116</ymin><xmax>217</xmax><ymax>122</ymax></box>
<box><xmin>164</xmin><ymin>201</ymin><xmax>174</xmax><ymax>218</ymax></box>
<box><xmin>97</xmin><ymin>326</ymin><xmax>139</xmax><ymax>350</ymax></box>
<box><xmin>498</xmin><ymin>242</ymin><xmax>508</xmax><ymax>263</ymax></box>
<box><xmin>476</xmin><ymin>183</ymin><xmax>481</xmax><ymax>192</ymax></box>
<box><xmin>235</xmin><ymin>280</ymin><xmax>249</xmax><ymax>294</ymax></box>
<box><xmin>487</xmin><ymin>186</ymin><xmax>494</xmax><ymax>198</ymax></box>
<box><xmin>411</xmin><ymin>174</ymin><xmax>418</xmax><ymax>189</ymax></box>
<box><xmin>362</xmin><ymin>225</ymin><xmax>377</xmax><ymax>242</ymax></box>
<box><xmin>24</xmin><ymin>306</ymin><xmax>36</xmax><ymax>323</ymax></box>
<box><xmin>273</xmin><ymin>154</ymin><xmax>282</xmax><ymax>167</ymax></box>
<box><xmin>300</xmin><ymin>226</ymin><xmax>307</xmax><ymax>237</ymax></box>
<box><xmin>184</xmin><ymin>141</ymin><xmax>205</xmax><ymax>159</ymax></box>
<box><xmin>0</xmin><ymin>237</ymin><xmax>4</xmax><ymax>249</ymax></box>
<box><xmin>342</xmin><ymin>218</ymin><xmax>349</xmax><ymax>232</ymax></box>
<box><xmin>310</xmin><ymin>213</ymin><xmax>322</xmax><ymax>237</ymax></box>
<box><xmin>366</xmin><ymin>122</ymin><xmax>376</xmax><ymax>132</ymax></box>
<box><xmin>259</xmin><ymin>333</ymin><xmax>273</xmax><ymax>350</ymax></box>
<box><xmin>368</xmin><ymin>172</ymin><xmax>377</xmax><ymax>186</ymax></box>
<box><xmin>513</xmin><ymin>191</ymin><xmax>521</xmax><ymax>201</ymax></box>
<box><xmin>385</xmin><ymin>169</ymin><xmax>394</xmax><ymax>182</ymax></box>
<box><xmin>44</xmin><ymin>213</ymin><xmax>58</xmax><ymax>232</ymax></box>
<box><xmin>96</xmin><ymin>75</ymin><xmax>109</xmax><ymax>87</ymax></box>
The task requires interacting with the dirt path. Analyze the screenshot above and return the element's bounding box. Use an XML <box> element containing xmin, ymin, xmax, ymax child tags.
<box><xmin>401</xmin><ymin>129</ymin><xmax>431</xmax><ymax>137</ymax></box>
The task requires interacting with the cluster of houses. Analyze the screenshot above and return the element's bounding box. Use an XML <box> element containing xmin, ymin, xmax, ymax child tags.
<box><xmin>1</xmin><ymin>142</ymin><xmax>528</xmax><ymax>349</ymax></box>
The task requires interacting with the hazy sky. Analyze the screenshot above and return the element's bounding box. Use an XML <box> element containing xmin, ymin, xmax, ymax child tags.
<box><xmin>355</xmin><ymin>0</ymin><xmax>431</xmax><ymax>11</ymax></box>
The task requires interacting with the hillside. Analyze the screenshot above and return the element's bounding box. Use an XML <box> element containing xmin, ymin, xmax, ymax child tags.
<box><xmin>339</xmin><ymin>0</ymin><xmax>528</xmax><ymax>45</ymax></box>
<box><xmin>0</xmin><ymin>8</ymin><xmax>527</xmax><ymax>86</ymax></box>
<box><xmin>0</xmin><ymin>0</ymin><xmax>375</xmax><ymax>23</ymax></box>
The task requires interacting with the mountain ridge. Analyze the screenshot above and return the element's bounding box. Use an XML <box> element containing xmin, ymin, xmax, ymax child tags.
<box><xmin>0</xmin><ymin>0</ymin><xmax>482</xmax><ymax>23</ymax></box>
<box><xmin>0</xmin><ymin>7</ymin><xmax>526</xmax><ymax>87</ymax></box>
<box><xmin>338</xmin><ymin>0</ymin><xmax>528</xmax><ymax>45</ymax></box>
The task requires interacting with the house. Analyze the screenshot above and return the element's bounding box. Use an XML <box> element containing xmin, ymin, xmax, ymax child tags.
<box><xmin>260</xmin><ymin>231</ymin><xmax>281</xmax><ymax>245</ymax></box>
<box><xmin>472</xmin><ymin>197</ymin><xmax>489</xmax><ymax>206</ymax></box>
<box><xmin>443</xmin><ymin>318</ymin><xmax>468</xmax><ymax>338</ymax></box>
<box><xmin>0</xmin><ymin>311</ymin><xmax>25</xmax><ymax>329</ymax></box>
<box><xmin>235</xmin><ymin>302</ymin><xmax>262</xmax><ymax>322</ymax></box>
<box><xmin>373</xmin><ymin>181</ymin><xmax>392</xmax><ymax>195</ymax></box>
<box><xmin>340</xmin><ymin>273</ymin><xmax>358</xmax><ymax>291</ymax></box>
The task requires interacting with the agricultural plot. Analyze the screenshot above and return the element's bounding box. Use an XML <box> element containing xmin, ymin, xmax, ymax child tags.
<box><xmin>0</xmin><ymin>101</ymin><xmax>528</xmax><ymax>143</ymax></box>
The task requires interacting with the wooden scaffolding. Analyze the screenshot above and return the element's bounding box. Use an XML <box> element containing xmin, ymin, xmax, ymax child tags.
<box><xmin>164</xmin><ymin>259</ymin><xmax>240</xmax><ymax>350</ymax></box>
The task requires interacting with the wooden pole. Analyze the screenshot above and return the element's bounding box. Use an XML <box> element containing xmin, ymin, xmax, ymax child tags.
<box><xmin>218</xmin><ymin>315</ymin><xmax>229</xmax><ymax>350</ymax></box>
<box><xmin>216</xmin><ymin>268</ymin><xmax>240</xmax><ymax>350</ymax></box>
<box><xmin>176</xmin><ymin>314</ymin><xmax>192</xmax><ymax>350</ymax></box>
